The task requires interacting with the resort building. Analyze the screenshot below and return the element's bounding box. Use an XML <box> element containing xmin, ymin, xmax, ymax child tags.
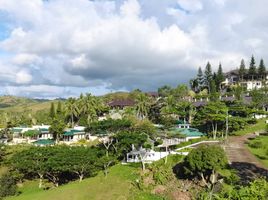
<box><xmin>62</xmin><ymin>126</ymin><xmax>87</xmax><ymax>143</ymax></box>
<box><xmin>221</xmin><ymin>69</ymin><xmax>268</xmax><ymax>91</ymax></box>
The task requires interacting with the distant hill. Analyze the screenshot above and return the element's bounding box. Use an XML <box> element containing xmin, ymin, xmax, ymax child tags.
<box><xmin>0</xmin><ymin>96</ymin><xmax>60</xmax><ymax>113</ymax></box>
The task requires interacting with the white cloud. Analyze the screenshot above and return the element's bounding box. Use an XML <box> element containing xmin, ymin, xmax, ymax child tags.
<box><xmin>15</xmin><ymin>70</ymin><xmax>32</xmax><ymax>84</ymax></box>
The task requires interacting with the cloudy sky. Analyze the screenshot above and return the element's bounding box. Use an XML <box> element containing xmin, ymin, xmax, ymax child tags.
<box><xmin>0</xmin><ymin>0</ymin><xmax>267</xmax><ymax>98</ymax></box>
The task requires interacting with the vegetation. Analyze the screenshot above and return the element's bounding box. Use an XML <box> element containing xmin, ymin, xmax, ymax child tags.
<box><xmin>247</xmin><ymin>135</ymin><xmax>268</xmax><ymax>167</ymax></box>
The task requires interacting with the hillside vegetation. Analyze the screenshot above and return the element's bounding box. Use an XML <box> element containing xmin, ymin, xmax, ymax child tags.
<box><xmin>0</xmin><ymin>96</ymin><xmax>58</xmax><ymax>113</ymax></box>
<box><xmin>6</xmin><ymin>165</ymin><xmax>141</xmax><ymax>200</ymax></box>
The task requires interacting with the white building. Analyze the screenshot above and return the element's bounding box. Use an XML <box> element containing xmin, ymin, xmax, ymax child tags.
<box><xmin>126</xmin><ymin>146</ymin><xmax>169</xmax><ymax>163</ymax></box>
<box><xmin>62</xmin><ymin>126</ymin><xmax>87</xmax><ymax>143</ymax></box>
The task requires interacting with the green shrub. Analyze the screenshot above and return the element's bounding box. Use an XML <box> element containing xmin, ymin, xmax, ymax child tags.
<box><xmin>248</xmin><ymin>140</ymin><xmax>263</xmax><ymax>148</ymax></box>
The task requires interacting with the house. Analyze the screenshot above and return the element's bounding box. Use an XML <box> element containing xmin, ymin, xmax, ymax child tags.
<box><xmin>108</xmin><ymin>99</ymin><xmax>135</xmax><ymax>109</ymax></box>
<box><xmin>38</xmin><ymin>127</ymin><xmax>53</xmax><ymax>139</ymax></box>
<box><xmin>126</xmin><ymin>146</ymin><xmax>169</xmax><ymax>163</ymax></box>
<box><xmin>11</xmin><ymin>125</ymin><xmax>52</xmax><ymax>144</ymax></box>
<box><xmin>222</xmin><ymin>69</ymin><xmax>268</xmax><ymax>91</ymax></box>
<box><xmin>221</xmin><ymin>70</ymin><xmax>240</xmax><ymax>87</ymax></box>
<box><xmin>62</xmin><ymin>126</ymin><xmax>87</xmax><ymax>143</ymax></box>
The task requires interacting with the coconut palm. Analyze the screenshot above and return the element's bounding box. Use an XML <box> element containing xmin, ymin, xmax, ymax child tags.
<box><xmin>135</xmin><ymin>93</ymin><xmax>150</xmax><ymax>120</ymax></box>
<box><xmin>80</xmin><ymin>94</ymin><xmax>98</xmax><ymax>125</ymax></box>
<box><xmin>65</xmin><ymin>97</ymin><xmax>79</xmax><ymax>127</ymax></box>
<box><xmin>161</xmin><ymin>95</ymin><xmax>177</xmax><ymax>116</ymax></box>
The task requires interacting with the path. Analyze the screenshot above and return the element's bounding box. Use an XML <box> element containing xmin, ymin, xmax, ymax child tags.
<box><xmin>224</xmin><ymin>134</ymin><xmax>268</xmax><ymax>183</ymax></box>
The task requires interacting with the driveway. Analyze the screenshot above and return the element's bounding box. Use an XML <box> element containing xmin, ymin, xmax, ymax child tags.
<box><xmin>224</xmin><ymin>134</ymin><xmax>268</xmax><ymax>183</ymax></box>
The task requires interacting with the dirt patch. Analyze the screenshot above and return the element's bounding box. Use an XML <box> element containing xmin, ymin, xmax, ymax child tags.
<box><xmin>224</xmin><ymin>134</ymin><xmax>268</xmax><ymax>183</ymax></box>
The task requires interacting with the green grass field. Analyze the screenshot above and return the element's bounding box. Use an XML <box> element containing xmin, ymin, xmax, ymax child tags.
<box><xmin>247</xmin><ymin>136</ymin><xmax>268</xmax><ymax>168</ymax></box>
<box><xmin>5</xmin><ymin>164</ymin><xmax>161</xmax><ymax>200</ymax></box>
<box><xmin>232</xmin><ymin>119</ymin><xmax>267</xmax><ymax>136</ymax></box>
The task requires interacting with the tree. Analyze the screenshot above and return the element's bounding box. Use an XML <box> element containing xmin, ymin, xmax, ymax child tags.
<box><xmin>9</xmin><ymin>147</ymin><xmax>50</xmax><ymax>188</ymax></box>
<box><xmin>197</xmin><ymin>67</ymin><xmax>204</xmax><ymax>92</ymax></box>
<box><xmin>0</xmin><ymin>173</ymin><xmax>17</xmax><ymax>198</ymax></box>
<box><xmin>189</xmin><ymin>78</ymin><xmax>198</xmax><ymax>92</ymax></box>
<box><xmin>216</xmin><ymin>63</ymin><xmax>225</xmax><ymax>91</ymax></box>
<box><xmin>56</xmin><ymin>101</ymin><xmax>63</xmax><ymax>115</ymax></box>
<box><xmin>194</xmin><ymin>101</ymin><xmax>227</xmax><ymax>139</ymax></box>
<box><xmin>209</xmin><ymin>80</ymin><xmax>218</xmax><ymax>101</ymax></box>
<box><xmin>49</xmin><ymin>116</ymin><xmax>66</xmax><ymax>143</ymax></box>
<box><xmin>23</xmin><ymin>129</ymin><xmax>39</xmax><ymax>138</ymax></box>
<box><xmin>249</xmin><ymin>55</ymin><xmax>257</xmax><ymax>80</ymax></box>
<box><xmin>204</xmin><ymin>62</ymin><xmax>213</xmax><ymax>93</ymax></box>
<box><xmin>173</xmin><ymin>84</ymin><xmax>189</xmax><ymax>99</ymax></box>
<box><xmin>80</xmin><ymin>94</ymin><xmax>99</xmax><ymax>125</ymax></box>
<box><xmin>258</xmin><ymin>59</ymin><xmax>266</xmax><ymax>80</ymax></box>
<box><xmin>182</xmin><ymin>145</ymin><xmax>227</xmax><ymax>198</ymax></box>
<box><xmin>135</xmin><ymin>93</ymin><xmax>150</xmax><ymax>120</ymax></box>
<box><xmin>158</xmin><ymin>85</ymin><xmax>172</xmax><ymax>97</ymax></box>
<box><xmin>161</xmin><ymin>95</ymin><xmax>177</xmax><ymax>116</ymax></box>
<box><xmin>65</xmin><ymin>98</ymin><xmax>79</xmax><ymax>127</ymax></box>
<box><xmin>49</xmin><ymin>102</ymin><xmax>56</xmax><ymax>119</ymax></box>
<box><xmin>239</xmin><ymin>59</ymin><xmax>246</xmax><ymax>81</ymax></box>
<box><xmin>64</xmin><ymin>147</ymin><xmax>100</xmax><ymax>182</ymax></box>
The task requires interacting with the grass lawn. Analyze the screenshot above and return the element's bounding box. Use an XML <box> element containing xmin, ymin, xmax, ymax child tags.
<box><xmin>6</xmin><ymin>164</ymin><xmax>139</xmax><ymax>200</ymax></box>
<box><xmin>5</xmin><ymin>164</ymin><xmax>162</xmax><ymax>200</ymax></box>
<box><xmin>232</xmin><ymin>119</ymin><xmax>267</xmax><ymax>136</ymax></box>
<box><xmin>247</xmin><ymin>135</ymin><xmax>268</xmax><ymax>168</ymax></box>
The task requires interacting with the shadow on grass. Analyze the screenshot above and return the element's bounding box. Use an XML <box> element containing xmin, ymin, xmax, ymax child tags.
<box><xmin>230</xmin><ymin>162</ymin><xmax>268</xmax><ymax>184</ymax></box>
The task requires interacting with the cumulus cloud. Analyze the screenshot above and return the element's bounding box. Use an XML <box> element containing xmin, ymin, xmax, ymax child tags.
<box><xmin>0</xmin><ymin>0</ymin><xmax>268</xmax><ymax>98</ymax></box>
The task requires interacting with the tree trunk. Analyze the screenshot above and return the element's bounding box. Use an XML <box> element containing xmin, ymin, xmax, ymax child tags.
<box><xmin>79</xmin><ymin>174</ymin><xmax>84</xmax><ymax>182</ymax></box>
<box><xmin>141</xmin><ymin>161</ymin><xmax>145</xmax><ymax>171</ymax></box>
<box><xmin>215</xmin><ymin>123</ymin><xmax>217</xmax><ymax>139</ymax></box>
<box><xmin>165</xmin><ymin>146</ymin><xmax>168</xmax><ymax>164</ymax></box>
<box><xmin>106</xmin><ymin>150</ymin><xmax>109</xmax><ymax>157</ymax></box>
<box><xmin>104</xmin><ymin>164</ymin><xmax>108</xmax><ymax>178</ymax></box>
<box><xmin>200</xmin><ymin>173</ymin><xmax>209</xmax><ymax>188</ymax></box>
<box><xmin>38</xmin><ymin>173</ymin><xmax>43</xmax><ymax>189</ymax></box>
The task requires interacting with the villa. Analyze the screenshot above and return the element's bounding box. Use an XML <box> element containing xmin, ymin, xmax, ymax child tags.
<box><xmin>11</xmin><ymin>125</ymin><xmax>52</xmax><ymax>144</ymax></box>
<box><xmin>62</xmin><ymin>126</ymin><xmax>87</xmax><ymax>143</ymax></box>
<box><xmin>221</xmin><ymin>69</ymin><xmax>268</xmax><ymax>91</ymax></box>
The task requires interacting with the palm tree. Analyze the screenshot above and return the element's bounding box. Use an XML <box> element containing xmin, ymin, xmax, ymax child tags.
<box><xmin>135</xmin><ymin>93</ymin><xmax>150</xmax><ymax>120</ymax></box>
<box><xmin>161</xmin><ymin>95</ymin><xmax>177</xmax><ymax>116</ymax></box>
<box><xmin>65</xmin><ymin>98</ymin><xmax>79</xmax><ymax>127</ymax></box>
<box><xmin>80</xmin><ymin>94</ymin><xmax>98</xmax><ymax>125</ymax></box>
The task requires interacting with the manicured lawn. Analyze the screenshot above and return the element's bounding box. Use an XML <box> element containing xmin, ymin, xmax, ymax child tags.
<box><xmin>232</xmin><ymin>119</ymin><xmax>267</xmax><ymax>136</ymax></box>
<box><xmin>6</xmin><ymin>164</ymin><xmax>140</xmax><ymax>200</ymax></box>
<box><xmin>247</xmin><ymin>136</ymin><xmax>268</xmax><ymax>168</ymax></box>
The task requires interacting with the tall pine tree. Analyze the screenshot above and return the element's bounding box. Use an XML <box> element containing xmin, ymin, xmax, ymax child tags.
<box><xmin>49</xmin><ymin>102</ymin><xmax>56</xmax><ymax>119</ymax></box>
<box><xmin>56</xmin><ymin>101</ymin><xmax>63</xmax><ymax>115</ymax></box>
<box><xmin>196</xmin><ymin>67</ymin><xmax>204</xmax><ymax>92</ymax></box>
<box><xmin>258</xmin><ymin>59</ymin><xmax>266</xmax><ymax>80</ymax></box>
<box><xmin>239</xmin><ymin>59</ymin><xmax>246</xmax><ymax>81</ymax></box>
<box><xmin>216</xmin><ymin>63</ymin><xmax>225</xmax><ymax>91</ymax></box>
<box><xmin>248</xmin><ymin>55</ymin><xmax>257</xmax><ymax>80</ymax></box>
<box><xmin>204</xmin><ymin>62</ymin><xmax>213</xmax><ymax>93</ymax></box>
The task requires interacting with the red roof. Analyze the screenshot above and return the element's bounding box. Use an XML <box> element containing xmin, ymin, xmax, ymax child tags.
<box><xmin>108</xmin><ymin>99</ymin><xmax>135</xmax><ymax>107</ymax></box>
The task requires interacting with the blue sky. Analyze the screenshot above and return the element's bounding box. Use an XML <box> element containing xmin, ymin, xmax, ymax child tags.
<box><xmin>0</xmin><ymin>0</ymin><xmax>267</xmax><ymax>98</ymax></box>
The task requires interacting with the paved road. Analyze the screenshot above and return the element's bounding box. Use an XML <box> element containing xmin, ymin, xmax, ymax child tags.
<box><xmin>224</xmin><ymin>134</ymin><xmax>268</xmax><ymax>183</ymax></box>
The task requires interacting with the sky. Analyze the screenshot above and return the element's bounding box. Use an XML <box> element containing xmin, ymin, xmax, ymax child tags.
<box><xmin>0</xmin><ymin>0</ymin><xmax>267</xmax><ymax>99</ymax></box>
